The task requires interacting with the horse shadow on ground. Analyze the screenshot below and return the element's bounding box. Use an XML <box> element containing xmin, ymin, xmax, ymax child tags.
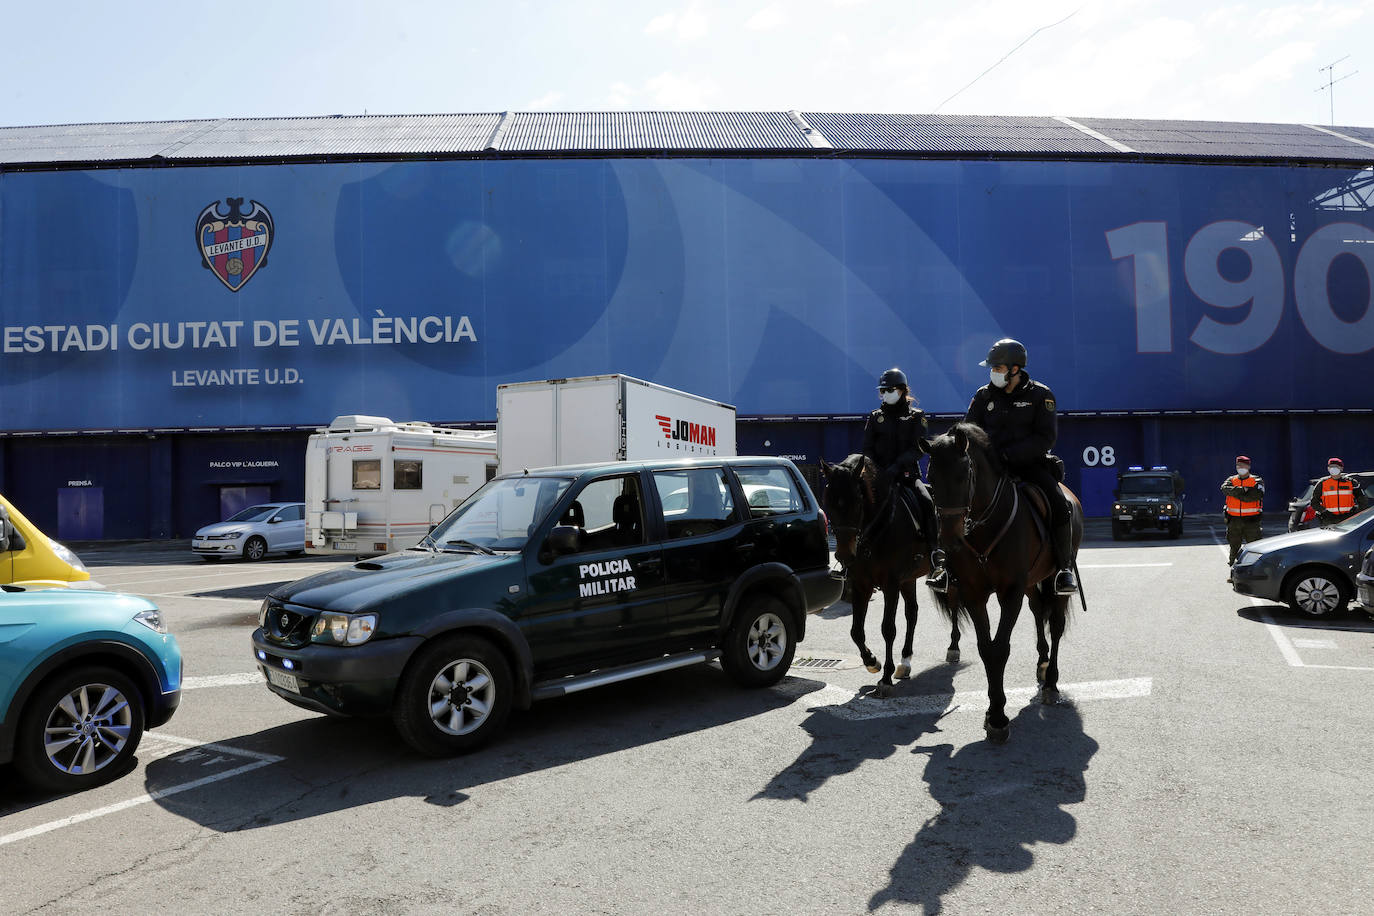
<box><xmin>867</xmin><ymin>700</ymin><xmax>1098</xmax><ymax>914</ymax></box>
<box><xmin>753</xmin><ymin>661</ymin><xmax>961</xmax><ymax>803</ymax></box>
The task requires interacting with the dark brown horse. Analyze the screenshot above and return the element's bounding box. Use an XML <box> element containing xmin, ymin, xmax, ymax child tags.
<box><xmin>923</xmin><ymin>423</ymin><xmax>1083</xmax><ymax>742</ymax></box>
<box><xmin>820</xmin><ymin>454</ymin><xmax>961</xmax><ymax>697</ymax></box>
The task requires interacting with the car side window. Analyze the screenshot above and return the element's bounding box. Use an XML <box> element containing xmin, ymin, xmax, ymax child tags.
<box><xmin>734</xmin><ymin>466</ymin><xmax>805</xmax><ymax>517</ymax></box>
<box><xmin>353</xmin><ymin>459</ymin><xmax>381</xmax><ymax>490</ymax></box>
<box><xmin>653</xmin><ymin>468</ymin><xmax>737</xmax><ymax>539</ymax></box>
<box><xmin>281</xmin><ymin>505</ymin><xmax>304</xmax><ymax>522</ymax></box>
<box><xmin>561</xmin><ymin>475</ymin><xmax>646</xmax><ymax>552</ymax></box>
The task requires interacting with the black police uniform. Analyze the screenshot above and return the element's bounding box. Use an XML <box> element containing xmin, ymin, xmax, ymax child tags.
<box><xmin>964</xmin><ymin>372</ymin><xmax>1069</xmax><ymax>529</ymax></box>
<box><xmin>861</xmin><ymin>400</ymin><xmax>939</xmax><ymax>555</ymax></box>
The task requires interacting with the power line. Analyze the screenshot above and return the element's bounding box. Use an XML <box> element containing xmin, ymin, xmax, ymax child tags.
<box><xmin>933</xmin><ymin>9</ymin><xmax>1080</xmax><ymax>114</ymax></box>
<box><xmin>1315</xmin><ymin>56</ymin><xmax>1357</xmax><ymax>127</ymax></box>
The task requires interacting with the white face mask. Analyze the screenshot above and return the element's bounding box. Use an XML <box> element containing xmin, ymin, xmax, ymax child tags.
<box><xmin>1236</xmin><ymin>467</ymin><xmax>1249</xmax><ymax>477</ymax></box>
<box><xmin>881</xmin><ymin>390</ymin><xmax>902</xmax><ymax>406</ymax></box>
<box><xmin>989</xmin><ymin>369</ymin><xmax>1008</xmax><ymax>388</ymax></box>
<box><xmin>1329</xmin><ymin>466</ymin><xmax>1342</xmax><ymax>477</ymax></box>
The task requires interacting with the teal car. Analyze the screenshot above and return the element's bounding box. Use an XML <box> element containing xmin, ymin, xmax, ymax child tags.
<box><xmin>0</xmin><ymin>576</ymin><xmax>182</xmax><ymax>792</ymax></box>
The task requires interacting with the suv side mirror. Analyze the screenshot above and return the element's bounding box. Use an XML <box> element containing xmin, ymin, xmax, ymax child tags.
<box><xmin>268</xmin><ymin>516</ymin><xmax>283</xmax><ymax>524</ymax></box>
<box><xmin>544</xmin><ymin>525</ymin><xmax>581</xmax><ymax>560</ymax></box>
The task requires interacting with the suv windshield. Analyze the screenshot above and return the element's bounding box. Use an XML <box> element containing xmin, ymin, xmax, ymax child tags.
<box><xmin>227</xmin><ymin>505</ymin><xmax>279</xmax><ymax>522</ymax></box>
<box><xmin>1120</xmin><ymin>477</ymin><xmax>1174</xmax><ymax>496</ymax></box>
<box><xmin>425</xmin><ymin>476</ymin><xmax>572</xmax><ymax>552</ymax></box>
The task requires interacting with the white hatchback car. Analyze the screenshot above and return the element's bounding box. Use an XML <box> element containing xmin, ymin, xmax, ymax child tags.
<box><xmin>192</xmin><ymin>503</ymin><xmax>306</xmax><ymax>562</ymax></box>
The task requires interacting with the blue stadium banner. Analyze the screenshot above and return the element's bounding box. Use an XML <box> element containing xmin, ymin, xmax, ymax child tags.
<box><xmin>2</xmin><ymin>157</ymin><xmax>1372</xmax><ymax>431</ymax></box>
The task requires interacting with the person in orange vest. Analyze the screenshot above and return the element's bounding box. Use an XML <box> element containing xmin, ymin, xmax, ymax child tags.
<box><xmin>1309</xmin><ymin>457</ymin><xmax>1367</xmax><ymax>526</ymax></box>
<box><xmin>1221</xmin><ymin>456</ymin><xmax>1263</xmax><ymax>568</ymax></box>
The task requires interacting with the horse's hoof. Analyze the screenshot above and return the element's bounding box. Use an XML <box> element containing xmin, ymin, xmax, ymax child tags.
<box><xmin>894</xmin><ymin>663</ymin><xmax>911</xmax><ymax>680</ymax></box>
<box><xmin>874</xmin><ymin>682</ymin><xmax>893</xmax><ymax>698</ymax></box>
<box><xmin>865</xmin><ymin>663</ymin><xmax>881</xmax><ymax>674</ymax></box>
<box><xmin>1036</xmin><ymin>661</ymin><xmax>1049</xmax><ymax>685</ymax></box>
<box><xmin>984</xmin><ymin>723</ymin><xmax>1011</xmax><ymax>744</ymax></box>
<box><xmin>945</xmin><ymin>649</ymin><xmax>960</xmax><ymax>664</ymax></box>
<box><xmin>1041</xmin><ymin>688</ymin><xmax>1061</xmax><ymax>706</ymax></box>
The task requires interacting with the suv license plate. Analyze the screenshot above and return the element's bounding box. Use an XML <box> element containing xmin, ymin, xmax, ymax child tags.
<box><xmin>265</xmin><ymin>667</ymin><xmax>300</xmax><ymax>693</ymax></box>
<box><xmin>334</xmin><ymin>541</ymin><xmax>356</xmax><ymax>551</ymax></box>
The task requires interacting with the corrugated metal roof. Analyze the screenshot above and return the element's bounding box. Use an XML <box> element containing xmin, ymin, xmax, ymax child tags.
<box><xmin>500</xmin><ymin>111</ymin><xmax>810</xmax><ymax>151</ymax></box>
<box><xmin>0</xmin><ymin>119</ymin><xmax>213</xmax><ymax>164</ymax></box>
<box><xmin>1075</xmin><ymin>117</ymin><xmax>1371</xmax><ymax>160</ymax></box>
<box><xmin>801</xmin><ymin>112</ymin><xmax>1116</xmax><ymax>154</ymax></box>
<box><xmin>171</xmin><ymin>114</ymin><xmax>503</xmax><ymax>158</ymax></box>
<box><xmin>2</xmin><ymin>111</ymin><xmax>1374</xmax><ymax>166</ymax></box>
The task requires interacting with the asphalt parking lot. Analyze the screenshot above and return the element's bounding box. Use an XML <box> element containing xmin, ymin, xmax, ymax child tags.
<box><xmin>4</xmin><ymin>520</ymin><xmax>1373</xmax><ymax>915</ymax></box>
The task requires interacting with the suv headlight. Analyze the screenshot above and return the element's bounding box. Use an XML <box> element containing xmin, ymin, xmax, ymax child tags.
<box><xmin>258</xmin><ymin>599</ymin><xmax>271</xmax><ymax>629</ymax></box>
<box><xmin>133</xmin><ymin>609</ymin><xmax>167</xmax><ymax>633</ymax></box>
<box><xmin>311</xmin><ymin>612</ymin><xmax>377</xmax><ymax>646</ymax></box>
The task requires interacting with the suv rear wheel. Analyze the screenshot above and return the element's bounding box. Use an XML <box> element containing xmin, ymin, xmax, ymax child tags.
<box><xmin>721</xmin><ymin>594</ymin><xmax>797</xmax><ymax>688</ymax></box>
<box><xmin>15</xmin><ymin>666</ymin><xmax>146</xmax><ymax>792</ymax></box>
<box><xmin>394</xmin><ymin>635</ymin><xmax>512</xmax><ymax>755</ymax></box>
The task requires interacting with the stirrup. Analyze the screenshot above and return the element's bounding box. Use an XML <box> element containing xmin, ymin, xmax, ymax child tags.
<box><xmin>1054</xmin><ymin>568</ymin><xmax>1078</xmax><ymax>595</ymax></box>
<box><xmin>926</xmin><ymin>554</ymin><xmax>949</xmax><ymax>594</ymax></box>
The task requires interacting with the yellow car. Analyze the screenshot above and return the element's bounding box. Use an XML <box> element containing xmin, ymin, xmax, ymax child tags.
<box><xmin>0</xmin><ymin>494</ymin><xmax>95</xmax><ymax>588</ymax></box>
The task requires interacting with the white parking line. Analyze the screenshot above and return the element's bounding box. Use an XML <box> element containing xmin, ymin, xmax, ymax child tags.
<box><xmin>1079</xmin><ymin>562</ymin><xmax>1173</xmax><ymax>568</ymax></box>
<box><xmin>781</xmin><ymin>676</ymin><xmax>1153</xmax><ymax>722</ymax></box>
<box><xmin>0</xmin><ymin>734</ymin><xmax>282</xmax><ymax>848</ymax></box>
<box><xmin>1209</xmin><ymin>527</ymin><xmax>1374</xmax><ymax>671</ymax></box>
<box><xmin>183</xmin><ymin>673</ymin><xmax>261</xmax><ymax>690</ymax></box>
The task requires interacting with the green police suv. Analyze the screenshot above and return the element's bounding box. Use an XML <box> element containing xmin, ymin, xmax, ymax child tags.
<box><xmin>251</xmin><ymin>457</ymin><xmax>841</xmax><ymax>755</ymax></box>
<box><xmin>1111</xmin><ymin>466</ymin><xmax>1186</xmax><ymax>540</ymax></box>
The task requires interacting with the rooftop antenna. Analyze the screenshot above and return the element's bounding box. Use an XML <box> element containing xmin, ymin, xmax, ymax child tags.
<box><xmin>1315</xmin><ymin>56</ymin><xmax>1357</xmax><ymax>127</ymax></box>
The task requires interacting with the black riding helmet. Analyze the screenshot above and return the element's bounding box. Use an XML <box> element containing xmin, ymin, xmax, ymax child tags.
<box><xmin>979</xmin><ymin>338</ymin><xmax>1028</xmax><ymax>369</ymax></box>
<box><xmin>877</xmin><ymin>368</ymin><xmax>908</xmax><ymax>390</ymax></box>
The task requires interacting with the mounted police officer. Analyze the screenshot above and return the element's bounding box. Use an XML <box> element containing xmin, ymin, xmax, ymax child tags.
<box><xmin>1310</xmin><ymin>457</ymin><xmax>1367</xmax><ymax>526</ymax></box>
<box><xmin>932</xmin><ymin>338</ymin><xmax>1077</xmax><ymax>595</ymax></box>
<box><xmin>861</xmin><ymin>368</ymin><xmax>943</xmax><ymax>579</ymax></box>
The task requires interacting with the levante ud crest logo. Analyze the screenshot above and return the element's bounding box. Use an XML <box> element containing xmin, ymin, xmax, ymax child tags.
<box><xmin>195</xmin><ymin>198</ymin><xmax>275</xmax><ymax>291</ymax></box>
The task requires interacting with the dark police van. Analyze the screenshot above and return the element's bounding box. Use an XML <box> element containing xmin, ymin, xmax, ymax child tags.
<box><xmin>252</xmin><ymin>457</ymin><xmax>841</xmax><ymax>754</ymax></box>
<box><xmin>1111</xmin><ymin>466</ymin><xmax>1186</xmax><ymax>540</ymax></box>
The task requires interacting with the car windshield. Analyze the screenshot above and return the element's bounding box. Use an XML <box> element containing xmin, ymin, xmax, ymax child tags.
<box><xmin>1120</xmin><ymin>476</ymin><xmax>1174</xmax><ymax>495</ymax></box>
<box><xmin>1326</xmin><ymin>505</ymin><xmax>1374</xmax><ymax>533</ymax></box>
<box><xmin>226</xmin><ymin>505</ymin><xmax>279</xmax><ymax>522</ymax></box>
<box><xmin>424</xmin><ymin>476</ymin><xmax>573</xmax><ymax>552</ymax></box>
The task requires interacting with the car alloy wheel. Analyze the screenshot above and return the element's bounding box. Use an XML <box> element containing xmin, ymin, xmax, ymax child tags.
<box><xmin>244</xmin><ymin>536</ymin><xmax>267</xmax><ymax>561</ymax></box>
<box><xmin>746</xmin><ymin>612</ymin><xmax>788</xmax><ymax>671</ymax></box>
<box><xmin>43</xmin><ymin>681</ymin><xmax>135</xmax><ymax>776</ymax></box>
<box><xmin>1292</xmin><ymin>574</ymin><xmax>1342</xmax><ymax>616</ymax></box>
<box><xmin>15</xmin><ymin>666</ymin><xmax>146</xmax><ymax>792</ymax></box>
<box><xmin>428</xmin><ymin>658</ymin><xmax>496</xmax><ymax>736</ymax></box>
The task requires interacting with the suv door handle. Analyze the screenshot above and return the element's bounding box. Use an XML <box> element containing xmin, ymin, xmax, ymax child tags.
<box><xmin>637</xmin><ymin>557</ymin><xmax>663</xmax><ymax>569</ymax></box>
<box><xmin>734</xmin><ymin>542</ymin><xmax>755</xmax><ymax>553</ymax></box>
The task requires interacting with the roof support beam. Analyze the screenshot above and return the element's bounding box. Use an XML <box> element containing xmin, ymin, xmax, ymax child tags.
<box><xmin>1052</xmin><ymin>116</ymin><xmax>1135</xmax><ymax>154</ymax></box>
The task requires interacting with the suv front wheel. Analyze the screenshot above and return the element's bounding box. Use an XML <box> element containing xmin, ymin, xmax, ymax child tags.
<box><xmin>721</xmin><ymin>594</ymin><xmax>797</xmax><ymax>688</ymax></box>
<box><xmin>394</xmin><ymin>635</ymin><xmax>513</xmax><ymax>755</ymax></box>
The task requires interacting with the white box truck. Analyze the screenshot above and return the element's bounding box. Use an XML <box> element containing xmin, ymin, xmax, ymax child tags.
<box><xmin>306</xmin><ymin>416</ymin><xmax>497</xmax><ymax>557</ymax></box>
<box><xmin>496</xmin><ymin>375</ymin><xmax>736</xmax><ymax>476</ymax></box>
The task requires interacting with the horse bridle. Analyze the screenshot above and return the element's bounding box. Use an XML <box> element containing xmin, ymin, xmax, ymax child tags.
<box><xmin>935</xmin><ymin>456</ymin><xmax>1019</xmax><ymax>564</ymax></box>
<box><xmin>830</xmin><ymin>467</ymin><xmax>897</xmax><ymax>560</ymax></box>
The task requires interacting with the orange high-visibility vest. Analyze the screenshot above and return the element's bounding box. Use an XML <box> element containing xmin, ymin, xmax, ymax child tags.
<box><xmin>1225</xmin><ymin>475</ymin><xmax>1262</xmax><ymax>516</ymax></box>
<box><xmin>1319</xmin><ymin>477</ymin><xmax>1356</xmax><ymax>514</ymax></box>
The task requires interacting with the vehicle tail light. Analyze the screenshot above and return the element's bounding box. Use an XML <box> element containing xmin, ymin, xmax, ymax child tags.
<box><xmin>820</xmin><ymin>509</ymin><xmax>830</xmax><ymax>537</ymax></box>
<box><xmin>374</xmin><ymin>542</ymin><xmax>387</xmax><ymax>552</ymax></box>
<box><xmin>1302</xmin><ymin>506</ymin><xmax>1315</xmax><ymax>524</ymax></box>
<box><xmin>305</xmin><ymin>540</ymin><xmax>313</xmax><ymax>548</ymax></box>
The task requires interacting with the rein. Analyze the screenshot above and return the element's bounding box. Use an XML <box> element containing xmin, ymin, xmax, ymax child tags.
<box><xmin>937</xmin><ymin>459</ymin><xmax>1019</xmax><ymax>564</ymax></box>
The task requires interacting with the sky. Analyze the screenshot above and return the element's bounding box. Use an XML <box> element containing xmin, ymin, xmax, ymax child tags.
<box><xmin>3</xmin><ymin>0</ymin><xmax>1372</xmax><ymax>128</ymax></box>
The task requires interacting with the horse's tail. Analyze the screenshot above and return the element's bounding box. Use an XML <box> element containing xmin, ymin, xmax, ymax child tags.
<box><xmin>925</xmin><ymin>579</ymin><xmax>969</xmax><ymax>624</ymax></box>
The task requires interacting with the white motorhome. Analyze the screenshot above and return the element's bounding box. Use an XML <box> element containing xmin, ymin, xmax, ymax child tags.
<box><xmin>496</xmin><ymin>375</ymin><xmax>736</xmax><ymax>476</ymax></box>
<box><xmin>305</xmin><ymin>416</ymin><xmax>497</xmax><ymax>557</ymax></box>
